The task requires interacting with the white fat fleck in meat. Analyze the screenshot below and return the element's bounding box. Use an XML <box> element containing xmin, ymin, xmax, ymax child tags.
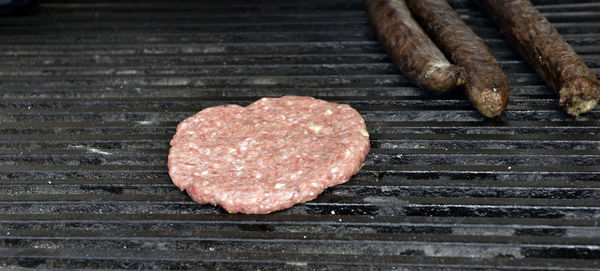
<box><xmin>282</xmin><ymin>192</ymin><xmax>292</xmax><ymax>200</ymax></box>
<box><xmin>309</xmin><ymin>124</ymin><xmax>323</xmax><ymax>134</ymax></box>
<box><xmin>239</xmin><ymin>140</ymin><xmax>249</xmax><ymax>151</ymax></box>
<box><xmin>275</xmin><ymin>183</ymin><xmax>285</xmax><ymax>189</ymax></box>
<box><xmin>325</xmin><ymin>109</ymin><xmax>333</xmax><ymax>115</ymax></box>
<box><xmin>331</xmin><ymin>167</ymin><xmax>340</xmax><ymax>174</ymax></box>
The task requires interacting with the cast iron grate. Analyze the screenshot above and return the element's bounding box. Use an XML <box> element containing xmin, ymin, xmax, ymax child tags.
<box><xmin>0</xmin><ymin>0</ymin><xmax>599</xmax><ymax>269</ymax></box>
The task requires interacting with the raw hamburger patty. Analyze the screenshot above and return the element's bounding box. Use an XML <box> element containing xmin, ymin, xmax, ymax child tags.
<box><xmin>168</xmin><ymin>96</ymin><xmax>370</xmax><ymax>214</ymax></box>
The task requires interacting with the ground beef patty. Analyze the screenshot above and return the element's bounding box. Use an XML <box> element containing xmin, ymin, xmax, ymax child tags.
<box><xmin>168</xmin><ymin>96</ymin><xmax>370</xmax><ymax>214</ymax></box>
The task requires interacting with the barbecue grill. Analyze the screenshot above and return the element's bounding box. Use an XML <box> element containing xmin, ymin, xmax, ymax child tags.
<box><xmin>1</xmin><ymin>0</ymin><xmax>599</xmax><ymax>269</ymax></box>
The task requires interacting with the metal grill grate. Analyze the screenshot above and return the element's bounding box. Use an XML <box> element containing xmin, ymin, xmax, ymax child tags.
<box><xmin>1</xmin><ymin>0</ymin><xmax>599</xmax><ymax>269</ymax></box>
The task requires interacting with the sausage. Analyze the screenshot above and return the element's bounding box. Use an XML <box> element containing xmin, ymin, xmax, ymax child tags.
<box><xmin>365</xmin><ymin>0</ymin><xmax>464</xmax><ymax>93</ymax></box>
<box><xmin>476</xmin><ymin>0</ymin><xmax>600</xmax><ymax>117</ymax></box>
<box><xmin>405</xmin><ymin>0</ymin><xmax>509</xmax><ymax>118</ymax></box>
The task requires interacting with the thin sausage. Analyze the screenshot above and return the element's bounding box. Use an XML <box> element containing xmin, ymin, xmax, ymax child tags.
<box><xmin>406</xmin><ymin>0</ymin><xmax>509</xmax><ymax>118</ymax></box>
<box><xmin>476</xmin><ymin>0</ymin><xmax>600</xmax><ymax>117</ymax></box>
<box><xmin>365</xmin><ymin>0</ymin><xmax>464</xmax><ymax>93</ymax></box>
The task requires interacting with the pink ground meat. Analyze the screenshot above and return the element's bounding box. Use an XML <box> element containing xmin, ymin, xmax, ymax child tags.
<box><xmin>168</xmin><ymin>96</ymin><xmax>370</xmax><ymax>214</ymax></box>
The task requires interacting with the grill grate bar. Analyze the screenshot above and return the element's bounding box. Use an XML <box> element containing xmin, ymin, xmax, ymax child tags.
<box><xmin>0</xmin><ymin>248</ymin><xmax>598</xmax><ymax>270</ymax></box>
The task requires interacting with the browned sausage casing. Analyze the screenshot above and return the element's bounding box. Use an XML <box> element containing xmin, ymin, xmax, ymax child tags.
<box><xmin>406</xmin><ymin>0</ymin><xmax>509</xmax><ymax>118</ymax></box>
<box><xmin>477</xmin><ymin>0</ymin><xmax>600</xmax><ymax>117</ymax></box>
<box><xmin>365</xmin><ymin>0</ymin><xmax>464</xmax><ymax>92</ymax></box>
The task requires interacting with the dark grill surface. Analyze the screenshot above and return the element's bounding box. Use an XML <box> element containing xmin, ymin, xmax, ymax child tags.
<box><xmin>1</xmin><ymin>0</ymin><xmax>600</xmax><ymax>269</ymax></box>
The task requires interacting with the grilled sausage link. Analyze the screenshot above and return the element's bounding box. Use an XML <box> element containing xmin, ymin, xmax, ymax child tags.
<box><xmin>365</xmin><ymin>0</ymin><xmax>464</xmax><ymax>92</ymax></box>
<box><xmin>406</xmin><ymin>0</ymin><xmax>508</xmax><ymax>118</ymax></box>
<box><xmin>477</xmin><ymin>0</ymin><xmax>600</xmax><ymax>117</ymax></box>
